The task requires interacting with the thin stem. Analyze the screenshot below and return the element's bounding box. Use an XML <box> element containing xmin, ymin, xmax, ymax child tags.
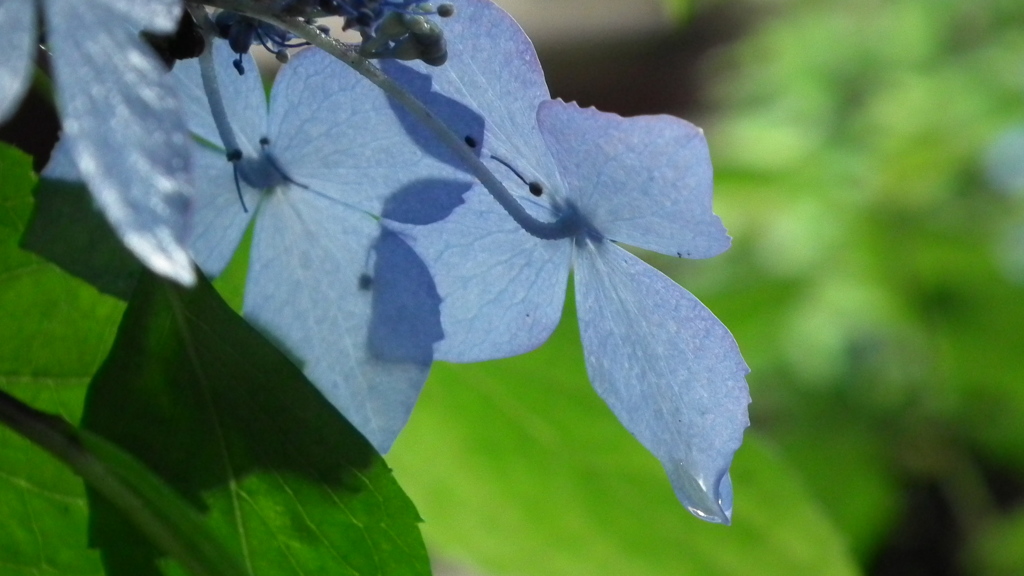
<box><xmin>188</xmin><ymin>5</ymin><xmax>252</xmax><ymax>159</ymax></box>
<box><xmin>0</xmin><ymin>388</ymin><xmax>88</xmax><ymax>474</ymax></box>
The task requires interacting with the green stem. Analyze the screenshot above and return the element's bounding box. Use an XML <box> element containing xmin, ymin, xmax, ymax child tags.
<box><xmin>0</xmin><ymin>388</ymin><xmax>248</xmax><ymax>576</ymax></box>
<box><xmin>0</xmin><ymin>388</ymin><xmax>86</xmax><ymax>474</ymax></box>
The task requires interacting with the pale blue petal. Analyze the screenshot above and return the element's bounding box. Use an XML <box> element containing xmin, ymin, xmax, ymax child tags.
<box><xmin>539</xmin><ymin>100</ymin><xmax>730</xmax><ymax>260</ymax></box>
<box><xmin>91</xmin><ymin>0</ymin><xmax>180</xmax><ymax>32</ymax></box>
<box><xmin>381</xmin><ymin>0</ymin><xmax>563</xmax><ymax>218</ymax></box>
<box><xmin>41</xmin><ymin>138</ymin><xmax>78</xmax><ymax>180</ymax></box>
<box><xmin>381</xmin><ymin>64</ymin><xmax>484</xmax><ymax>171</ymax></box>
<box><xmin>574</xmin><ymin>241</ymin><xmax>749</xmax><ymax>524</ymax></box>
<box><xmin>187</xmin><ymin>147</ymin><xmax>261</xmax><ymax>277</ymax></box>
<box><xmin>0</xmin><ymin>0</ymin><xmax>36</xmax><ymax>124</ymax></box>
<box><xmin>388</xmin><ymin>185</ymin><xmax>571</xmax><ymax>363</ymax></box>
<box><xmin>377</xmin><ymin>0</ymin><xmax>575</xmax><ymax>362</ymax></box>
<box><xmin>245</xmin><ymin>189</ymin><xmax>436</xmax><ymax>453</ymax></box>
<box><xmin>269</xmin><ymin>47</ymin><xmax>463</xmax><ymax>214</ymax></box>
<box><xmin>169</xmin><ymin>56</ymin><xmax>221</xmax><ymax>148</ymax></box>
<box><xmin>45</xmin><ymin>0</ymin><xmax>194</xmax><ymax>285</ymax></box>
<box><xmin>171</xmin><ymin>42</ymin><xmax>266</xmax><ymax>153</ymax></box>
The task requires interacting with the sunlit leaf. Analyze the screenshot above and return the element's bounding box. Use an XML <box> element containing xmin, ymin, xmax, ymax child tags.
<box><xmin>82</xmin><ymin>271</ymin><xmax>431</xmax><ymax>576</ymax></box>
<box><xmin>0</xmin><ymin>143</ymin><xmax>121</xmax><ymax>575</ymax></box>
<box><xmin>0</xmin><ymin>388</ymin><xmax>249</xmax><ymax>576</ymax></box>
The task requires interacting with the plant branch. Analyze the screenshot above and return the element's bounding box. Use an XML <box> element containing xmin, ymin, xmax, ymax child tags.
<box><xmin>0</xmin><ymin>388</ymin><xmax>248</xmax><ymax>576</ymax></box>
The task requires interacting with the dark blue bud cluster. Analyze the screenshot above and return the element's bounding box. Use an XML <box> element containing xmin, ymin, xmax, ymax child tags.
<box><xmin>216</xmin><ymin>1</ymin><xmax>456</xmax><ymax>71</ymax></box>
<box><xmin>301</xmin><ymin>1</ymin><xmax>456</xmax><ymax>66</ymax></box>
<box><xmin>272</xmin><ymin>1</ymin><xmax>451</xmax><ymax>33</ymax></box>
<box><xmin>215</xmin><ymin>11</ymin><xmax>327</xmax><ymax>74</ymax></box>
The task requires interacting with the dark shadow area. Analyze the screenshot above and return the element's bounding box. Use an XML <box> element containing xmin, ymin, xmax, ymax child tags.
<box><xmin>870</xmin><ymin>461</ymin><xmax>1024</xmax><ymax>576</ymax></box>
<box><xmin>871</xmin><ymin>483</ymin><xmax>961</xmax><ymax>576</ymax></box>
<box><xmin>381</xmin><ymin>177</ymin><xmax>470</xmax><ymax>225</ymax></box>
<box><xmin>0</xmin><ymin>48</ymin><xmax>59</xmax><ymax>173</ymax></box>
<box><xmin>368</xmin><ymin>177</ymin><xmax>473</xmax><ymax>364</ymax></box>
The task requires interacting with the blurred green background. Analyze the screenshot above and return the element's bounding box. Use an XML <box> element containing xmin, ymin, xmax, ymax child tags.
<box><xmin>388</xmin><ymin>1</ymin><xmax>1024</xmax><ymax>575</ymax></box>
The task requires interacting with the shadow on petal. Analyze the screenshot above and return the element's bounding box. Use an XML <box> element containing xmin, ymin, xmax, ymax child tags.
<box><xmin>381</xmin><ymin>61</ymin><xmax>485</xmax><ymax>169</ymax></box>
<box><xmin>382</xmin><ymin>178</ymin><xmax>472</xmax><ymax>225</ymax></box>
<box><xmin>367</xmin><ymin>229</ymin><xmax>444</xmax><ymax>366</ymax></box>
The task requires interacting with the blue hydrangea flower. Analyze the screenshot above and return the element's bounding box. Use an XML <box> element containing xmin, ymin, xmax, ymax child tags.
<box><xmin>383</xmin><ymin>0</ymin><xmax>750</xmax><ymax>523</ymax></box>
<box><xmin>0</xmin><ymin>0</ymin><xmax>195</xmax><ymax>284</ymax></box>
<box><xmin>169</xmin><ymin>41</ymin><xmax>468</xmax><ymax>452</ymax></box>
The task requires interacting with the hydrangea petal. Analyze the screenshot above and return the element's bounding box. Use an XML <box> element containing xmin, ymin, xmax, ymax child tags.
<box><xmin>186</xmin><ymin>147</ymin><xmax>261</xmax><ymax>277</ymax></box>
<box><xmin>0</xmin><ymin>0</ymin><xmax>36</xmax><ymax>124</ymax></box>
<box><xmin>388</xmin><ymin>185</ymin><xmax>570</xmax><ymax>362</ymax></box>
<box><xmin>245</xmin><ymin>191</ymin><xmax>435</xmax><ymax>452</ymax></box>
<box><xmin>539</xmin><ymin>100</ymin><xmax>730</xmax><ymax>260</ymax></box>
<box><xmin>40</xmin><ymin>138</ymin><xmax>76</xmax><ymax>180</ymax></box>
<box><xmin>380</xmin><ymin>0</ymin><xmax>577</xmax><ymax>362</ymax></box>
<box><xmin>171</xmin><ymin>43</ymin><xmax>266</xmax><ymax>154</ymax></box>
<box><xmin>270</xmin><ymin>48</ymin><xmax>464</xmax><ymax>214</ymax></box>
<box><xmin>91</xmin><ymin>0</ymin><xmax>180</xmax><ymax>32</ymax></box>
<box><xmin>45</xmin><ymin>0</ymin><xmax>194</xmax><ymax>285</ymax></box>
<box><xmin>573</xmin><ymin>241</ymin><xmax>749</xmax><ymax>524</ymax></box>
<box><xmin>381</xmin><ymin>0</ymin><xmax>562</xmax><ymax>213</ymax></box>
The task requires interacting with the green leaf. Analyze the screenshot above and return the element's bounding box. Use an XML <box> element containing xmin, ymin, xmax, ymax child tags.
<box><xmin>210</xmin><ymin>223</ymin><xmax>252</xmax><ymax>314</ymax></box>
<box><xmin>767</xmin><ymin>407</ymin><xmax>902</xmax><ymax>561</ymax></box>
<box><xmin>389</xmin><ymin>293</ymin><xmax>860</xmax><ymax>576</ymax></box>
<box><xmin>83</xmin><ymin>271</ymin><xmax>431</xmax><ymax>576</ymax></box>
<box><xmin>0</xmin><ymin>384</ymin><xmax>105</xmax><ymax>576</ymax></box>
<box><xmin>0</xmin><ymin>143</ymin><xmax>123</xmax><ymax>574</ymax></box>
<box><xmin>657</xmin><ymin>0</ymin><xmax>692</xmax><ymax>21</ymax></box>
<box><xmin>965</xmin><ymin>507</ymin><xmax>1024</xmax><ymax>575</ymax></box>
<box><xmin>21</xmin><ymin>175</ymin><xmax>249</xmax><ymax>312</ymax></box>
<box><xmin>21</xmin><ymin>179</ymin><xmax>142</xmax><ymax>300</ymax></box>
<box><xmin>0</xmin><ymin>388</ymin><xmax>248</xmax><ymax>576</ymax></box>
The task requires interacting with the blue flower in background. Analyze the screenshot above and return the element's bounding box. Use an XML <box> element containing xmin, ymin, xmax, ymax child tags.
<box><xmin>384</xmin><ymin>0</ymin><xmax>750</xmax><ymax>523</ymax></box>
<box><xmin>169</xmin><ymin>41</ymin><xmax>467</xmax><ymax>452</ymax></box>
<box><xmin>0</xmin><ymin>0</ymin><xmax>195</xmax><ymax>284</ymax></box>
